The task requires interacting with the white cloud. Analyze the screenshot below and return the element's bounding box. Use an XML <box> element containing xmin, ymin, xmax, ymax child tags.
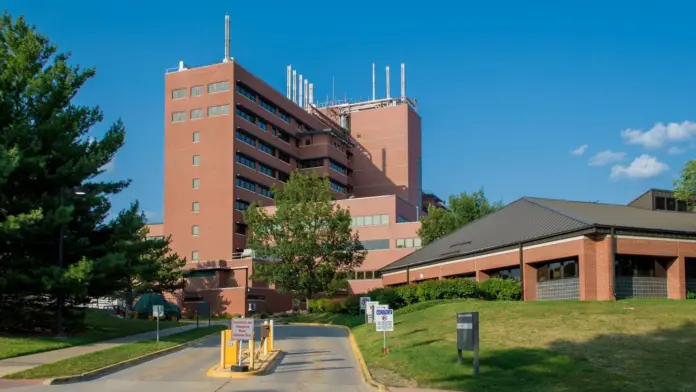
<box><xmin>99</xmin><ymin>158</ymin><xmax>116</xmax><ymax>174</ymax></box>
<box><xmin>620</xmin><ymin>121</ymin><xmax>696</xmax><ymax>148</ymax></box>
<box><xmin>144</xmin><ymin>211</ymin><xmax>159</xmax><ymax>222</ymax></box>
<box><xmin>570</xmin><ymin>144</ymin><xmax>588</xmax><ymax>156</ymax></box>
<box><xmin>610</xmin><ymin>154</ymin><xmax>669</xmax><ymax>180</ymax></box>
<box><xmin>668</xmin><ymin>146</ymin><xmax>685</xmax><ymax>155</ymax></box>
<box><xmin>588</xmin><ymin>150</ymin><xmax>626</xmax><ymax>166</ymax></box>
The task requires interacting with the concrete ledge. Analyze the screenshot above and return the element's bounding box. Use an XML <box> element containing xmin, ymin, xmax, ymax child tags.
<box><xmin>285</xmin><ymin>322</ymin><xmax>388</xmax><ymax>392</ymax></box>
<box><xmin>206</xmin><ymin>350</ymin><xmax>282</xmax><ymax>378</ymax></box>
<box><xmin>42</xmin><ymin>332</ymin><xmax>218</xmax><ymax>385</ymax></box>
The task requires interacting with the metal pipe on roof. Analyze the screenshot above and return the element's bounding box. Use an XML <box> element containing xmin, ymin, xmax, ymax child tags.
<box><xmin>299</xmin><ymin>74</ymin><xmax>303</xmax><ymax>107</ymax></box>
<box><xmin>308</xmin><ymin>83</ymin><xmax>314</xmax><ymax>106</ymax></box>
<box><xmin>286</xmin><ymin>65</ymin><xmax>291</xmax><ymax>99</ymax></box>
<box><xmin>304</xmin><ymin>79</ymin><xmax>309</xmax><ymax>109</ymax></box>
<box><xmin>223</xmin><ymin>13</ymin><xmax>231</xmax><ymax>62</ymax></box>
<box><xmin>386</xmin><ymin>66</ymin><xmax>391</xmax><ymax>99</ymax></box>
<box><xmin>292</xmin><ymin>70</ymin><xmax>297</xmax><ymax>103</ymax></box>
<box><xmin>372</xmin><ymin>63</ymin><xmax>376</xmax><ymax>101</ymax></box>
<box><xmin>401</xmin><ymin>63</ymin><xmax>406</xmax><ymax>98</ymax></box>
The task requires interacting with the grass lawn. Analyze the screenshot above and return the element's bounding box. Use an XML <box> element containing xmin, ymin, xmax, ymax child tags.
<box><xmin>286</xmin><ymin>299</ymin><xmax>696</xmax><ymax>392</ymax></box>
<box><xmin>0</xmin><ymin>310</ymin><xmax>181</xmax><ymax>360</ymax></box>
<box><xmin>4</xmin><ymin>324</ymin><xmax>225</xmax><ymax>379</ymax></box>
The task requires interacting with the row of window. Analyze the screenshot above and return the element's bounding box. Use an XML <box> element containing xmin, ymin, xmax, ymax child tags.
<box><xmin>235</xmin><ymin>129</ymin><xmax>289</xmax><ymax>164</ymax></box>
<box><xmin>329</xmin><ymin>160</ymin><xmax>347</xmax><ymax>175</ymax></box>
<box><xmin>351</xmin><ymin>270</ymin><xmax>384</xmax><ymax>280</ymax></box>
<box><xmin>172</xmin><ymin>104</ymin><xmax>229</xmax><ymax>122</ymax></box>
<box><xmin>537</xmin><ymin>259</ymin><xmax>578</xmax><ymax>282</ymax></box>
<box><xmin>233</xmin><ymin>150</ymin><xmax>290</xmax><ymax>182</ymax></box>
<box><xmin>235</xmin><ymin>107</ymin><xmax>293</xmax><ymax>144</ymax></box>
<box><xmin>235</xmin><ymin>177</ymin><xmax>273</xmax><ymax>198</ymax></box>
<box><xmin>396</xmin><ymin>237</ymin><xmax>422</xmax><ymax>249</ymax></box>
<box><xmin>171</xmin><ymin>81</ymin><xmax>229</xmax><ymax>101</ymax></box>
<box><xmin>361</xmin><ymin>239</ymin><xmax>390</xmax><ymax>250</ymax></box>
<box><xmin>351</xmin><ymin>214</ymin><xmax>390</xmax><ymax>227</ymax></box>
<box><xmin>235</xmin><ymin>83</ymin><xmax>292</xmax><ymax>124</ymax></box>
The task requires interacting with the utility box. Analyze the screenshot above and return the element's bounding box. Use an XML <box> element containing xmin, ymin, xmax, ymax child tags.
<box><xmin>456</xmin><ymin>312</ymin><xmax>479</xmax><ymax>351</ymax></box>
<box><xmin>260</xmin><ymin>324</ymin><xmax>270</xmax><ymax>339</ymax></box>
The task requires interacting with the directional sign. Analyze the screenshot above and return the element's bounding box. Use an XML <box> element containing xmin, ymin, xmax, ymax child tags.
<box><xmin>366</xmin><ymin>301</ymin><xmax>378</xmax><ymax>324</ymax></box>
<box><xmin>359</xmin><ymin>296</ymin><xmax>371</xmax><ymax>310</ymax></box>
<box><xmin>232</xmin><ymin>318</ymin><xmax>254</xmax><ymax>340</ymax></box>
<box><xmin>375</xmin><ymin>309</ymin><xmax>394</xmax><ymax>332</ymax></box>
<box><xmin>152</xmin><ymin>305</ymin><xmax>164</xmax><ymax>318</ymax></box>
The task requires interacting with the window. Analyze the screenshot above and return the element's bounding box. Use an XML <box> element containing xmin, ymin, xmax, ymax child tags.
<box><xmin>208</xmin><ymin>81</ymin><xmax>230</xmax><ymax>93</ymax></box>
<box><xmin>172</xmin><ymin>111</ymin><xmax>186</xmax><ymax>122</ymax></box>
<box><xmin>656</xmin><ymin>197</ymin><xmax>666</xmax><ymax>210</ymax></box>
<box><xmin>259</xmin><ymin>163</ymin><xmax>275</xmax><ymax>177</ymax></box>
<box><xmin>397</xmin><ymin>215</ymin><xmax>411</xmax><ymax>223</ymax></box>
<box><xmin>235</xmin><ymin>223</ymin><xmax>247</xmax><ymax>235</ymax></box>
<box><xmin>234</xmin><ymin>200</ymin><xmax>250</xmax><ymax>211</ymax></box>
<box><xmin>192</xmin><ymin>225</ymin><xmax>200</xmax><ymax>236</ymax></box>
<box><xmin>258</xmin><ymin>141</ymin><xmax>275</xmax><ymax>156</ymax></box>
<box><xmin>235</xmin><ymin>83</ymin><xmax>255</xmax><ymax>101</ymax></box>
<box><xmin>259</xmin><ymin>98</ymin><xmax>276</xmax><ymax>114</ymax></box>
<box><xmin>667</xmin><ymin>197</ymin><xmax>676</xmax><ymax>211</ymax></box>
<box><xmin>258</xmin><ymin>184</ymin><xmax>273</xmax><ymax>199</ymax></box>
<box><xmin>615</xmin><ymin>255</ymin><xmax>667</xmax><ymax>278</ymax></box>
<box><xmin>188</xmin><ymin>270</ymin><xmax>215</xmax><ymax>278</ymax></box>
<box><xmin>278</xmin><ymin>130</ymin><xmax>291</xmax><ymax>143</ymax></box>
<box><xmin>191</xmin><ymin>85</ymin><xmax>203</xmax><ymax>97</ymax></box>
<box><xmin>190</xmin><ymin>108</ymin><xmax>203</xmax><ymax>119</ymax></box>
<box><xmin>192</xmin><ymin>131</ymin><xmax>200</xmax><ymax>142</ymax></box>
<box><xmin>236</xmin><ymin>153</ymin><xmax>255</xmax><ymax>169</ymax></box>
<box><xmin>396</xmin><ymin>237</ymin><xmax>422</xmax><ymax>249</ymax></box>
<box><xmin>329</xmin><ymin>160</ymin><xmax>347</xmax><ymax>175</ymax></box>
<box><xmin>248</xmin><ymin>294</ymin><xmax>266</xmax><ymax>302</ymax></box>
<box><xmin>191</xmin><ymin>251</ymin><xmax>199</xmax><ymax>261</ymax></box>
<box><xmin>172</xmin><ymin>88</ymin><xmax>186</xmax><ymax>99</ymax></box>
<box><xmin>299</xmin><ymin>159</ymin><xmax>323</xmax><ymax>169</ymax></box>
<box><xmin>192</xmin><ymin>178</ymin><xmax>200</xmax><ymax>189</ymax></box>
<box><xmin>278</xmin><ymin>151</ymin><xmax>291</xmax><ymax>164</ymax></box>
<box><xmin>235</xmin><ymin>129</ymin><xmax>256</xmax><ymax>146</ymax></box>
<box><xmin>537</xmin><ymin>259</ymin><xmax>578</xmax><ymax>282</ymax></box>
<box><xmin>278</xmin><ymin>110</ymin><xmax>291</xmax><ymax>123</ymax></box>
<box><xmin>192</xmin><ymin>202</ymin><xmax>199</xmax><ymax>212</ymax></box>
<box><xmin>236</xmin><ymin>107</ymin><xmax>255</xmax><ymax>123</ymax></box>
<box><xmin>208</xmin><ymin>104</ymin><xmax>230</xmax><ymax>117</ymax></box>
<box><xmin>330</xmin><ymin>180</ymin><xmax>345</xmax><ymax>193</ymax></box>
<box><xmin>192</xmin><ymin>155</ymin><xmax>200</xmax><ymax>166</ymax></box>
<box><xmin>361</xmin><ymin>239</ymin><xmax>390</xmax><ymax>250</ymax></box>
<box><xmin>278</xmin><ymin>171</ymin><xmax>290</xmax><ymax>182</ymax></box>
<box><xmin>488</xmin><ymin>267</ymin><xmax>520</xmax><ymax>280</ymax></box>
<box><xmin>257</xmin><ymin>119</ymin><xmax>267</xmax><ymax>131</ymax></box>
<box><xmin>235</xmin><ymin>177</ymin><xmax>255</xmax><ymax>192</ymax></box>
<box><xmin>677</xmin><ymin>200</ymin><xmax>688</xmax><ymax>212</ymax></box>
<box><xmin>351</xmin><ymin>214</ymin><xmax>389</xmax><ymax>227</ymax></box>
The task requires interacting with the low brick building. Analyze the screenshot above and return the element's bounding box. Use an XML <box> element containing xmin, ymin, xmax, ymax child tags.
<box><xmin>380</xmin><ymin>194</ymin><xmax>696</xmax><ymax>300</ymax></box>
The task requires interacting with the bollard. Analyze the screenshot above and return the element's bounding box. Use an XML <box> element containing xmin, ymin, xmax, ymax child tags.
<box><xmin>249</xmin><ymin>339</ymin><xmax>255</xmax><ymax>369</ymax></box>
<box><xmin>220</xmin><ymin>330</ymin><xmax>240</xmax><ymax>369</ymax></box>
<box><xmin>268</xmin><ymin>320</ymin><xmax>274</xmax><ymax>352</ymax></box>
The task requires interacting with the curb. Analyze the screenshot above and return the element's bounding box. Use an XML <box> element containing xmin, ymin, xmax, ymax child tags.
<box><xmin>42</xmin><ymin>330</ymin><xmax>220</xmax><ymax>385</ymax></box>
<box><xmin>285</xmin><ymin>322</ymin><xmax>388</xmax><ymax>392</ymax></box>
<box><xmin>206</xmin><ymin>349</ymin><xmax>283</xmax><ymax>378</ymax></box>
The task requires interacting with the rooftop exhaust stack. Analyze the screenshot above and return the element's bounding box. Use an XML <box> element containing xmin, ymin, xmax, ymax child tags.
<box><xmin>286</xmin><ymin>65</ymin><xmax>291</xmax><ymax>99</ymax></box>
<box><xmin>372</xmin><ymin>63</ymin><xmax>376</xmax><ymax>100</ymax></box>
<box><xmin>299</xmin><ymin>74</ymin><xmax>303</xmax><ymax>107</ymax></box>
<box><xmin>386</xmin><ymin>66</ymin><xmax>391</xmax><ymax>99</ymax></box>
<box><xmin>401</xmin><ymin>63</ymin><xmax>406</xmax><ymax>98</ymax></box>
<box><xmin>292</xmin><ymin>70</ymin><xmax>297</xmax><ymax>103</ymax></box>
<box><xmin>223</xmin><ymin>13</ymin><xmax>231</xmax><ymax>62</ymax></box>
<box><xmin>304</xmin><ymin>79</ymin><xmax>309</xmax><ymax>109</ymax></box>
<box><xmin>309</xmin><ymin>83</ymin><xmax>314</xmax><ymax>106</ymax></box>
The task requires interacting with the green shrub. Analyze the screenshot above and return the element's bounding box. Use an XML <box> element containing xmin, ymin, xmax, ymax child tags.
<box><xmin>479</xmin><ymin>278</ymin><xmax>522</xmax><ymax>300</ymax></box>
<box><xmin>324</xmin><ymin>298</ymin><xmax>345</xmax><ymax>313</ymax></box>
<box><xmin>411</xmin><ymin>278</ymin><xmax>479</xmax><ymax>302</ymax></box>
<box><xmin>687</xmin><ymin>291</ymin><xmax>696</xmax><ymax>300</ymax></box>
<box><xmin>308</xmin><ymin>298</ymin><xmax>329</xmax><ymax>313</ymax></box>
<box><xmin>366</xmin><ymin>287</ymin><xmax>405</xmax><ymax>309</ymax></box>
<box><xmin>342</xmin><ymin>295</ymin><xmax>361</xmax><ymax>315</ymax></box>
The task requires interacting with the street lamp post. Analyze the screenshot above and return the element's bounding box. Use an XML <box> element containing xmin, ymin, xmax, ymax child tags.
<box><xmin>55</xmin><ymin>186</ymin><xmax>86</xmax><ymax>338</ymax></box>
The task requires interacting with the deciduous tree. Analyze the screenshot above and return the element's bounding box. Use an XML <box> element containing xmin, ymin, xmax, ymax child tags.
<box><xmin>418</xmin><ymin>188</ymin><xmax>503</xmax><ymax>245</ymax></box>
<box><xmin>674</xmin><ymin>159</ymin><xmax>696</xmax><ymax>211</ymax></box>
<box><xmin>244</xmin><ymin>172</ymin><xmax>365</xmax><ymax>300</ymax></box>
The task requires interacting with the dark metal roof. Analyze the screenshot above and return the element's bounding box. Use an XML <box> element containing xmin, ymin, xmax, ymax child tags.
<box><xmin>381</xmin><ymin>196</ymin><xmax>696</xmax><ymax>272</ymax></box>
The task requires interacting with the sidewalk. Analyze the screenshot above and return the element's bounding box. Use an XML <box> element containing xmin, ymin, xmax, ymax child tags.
<box><xmin>0</xmin><ymin>324</ymin><xmax>199</xmax><ymax>378</ymax></box>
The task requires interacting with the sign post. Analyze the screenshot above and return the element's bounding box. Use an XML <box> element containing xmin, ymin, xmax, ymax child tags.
<box><xmin>365</xmin><ymin>301</ymin><xmax>378</xmax><ymax>324</ymax></box>
<box><xmin>359</xmin><ymin>296</ymin><xmax>370</xmax><ymax>320</ymax></box>
<box><xmin>375</xmin><ymin>308</ymin><xmax>394</xmax><ymax>354</ymax></box>
<box><xmin>456</xmin><ymin>312</ymin><xmax>480</xmax><ymax>376</ymax></box>
<box><xmin>153</xmin><ymin>305</ymin><xmax>164</xmax><ymax>343</ymax></box>
<box><xmin>231</xmin><ymin>318</ymin><xmax>254</xmax><ymax>372</ymax></box>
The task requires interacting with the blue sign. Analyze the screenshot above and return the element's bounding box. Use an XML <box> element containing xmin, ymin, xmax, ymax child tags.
<box><xmin>376</xmin><ymin>309</ymin><xmax>393</xmax><ymax>316</ymax></box>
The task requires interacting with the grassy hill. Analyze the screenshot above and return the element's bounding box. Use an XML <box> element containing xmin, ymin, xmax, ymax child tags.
<box><xmin>291</xmin><ymin>299</ymin><xmax>696</xmax><ymax>392</ymax></box>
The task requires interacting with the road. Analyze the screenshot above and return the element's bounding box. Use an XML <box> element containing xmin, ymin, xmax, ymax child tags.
<box><xmin>7</xmin><ymin>324</ymin><xmax>374</xmax><ymax>392</ymax></box>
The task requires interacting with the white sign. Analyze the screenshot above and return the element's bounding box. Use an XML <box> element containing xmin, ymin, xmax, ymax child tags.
<box><xmin>374</xmin><ymin>304</ymin><xmax>388</xmax><ymax>320</ymax></box>
<box><xmin>376</xmin><ymin>309</ymin><xmax>394</xmax><ymax>332</ymax></box>
<box><xmin>457</xmin><ymin>323</ymin><xmax>473</xmax><ymax>330</ymax></box>
<box><xmin>366</xmin><ymin>301</ymin><xmax>378</xmax><ymax>323</ymax></box>
<box><xmin>359</xmin><ymin>296</ymin><xmax>371</xmax><ymax>310</ymax></box>
<box><xmin>152</xmin><ymin>305</ymin><xmax>164</xmax><ymax>318</ymax></box>
<box><xmin>232</xmin><ymin>318</ymin><xmax>255</xmax><ymax>340</ymax></box>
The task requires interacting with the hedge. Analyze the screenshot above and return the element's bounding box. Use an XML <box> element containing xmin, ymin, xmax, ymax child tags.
<box><xmin>308</xmin><ymin>277</ymin><xmax>521</xmax><ymax>315</ymax></box>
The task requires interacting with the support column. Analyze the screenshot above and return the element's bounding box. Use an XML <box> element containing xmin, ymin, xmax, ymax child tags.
<box><xmin>579</xmin><ymin>237</ymin><xmax>597</xmax><ymax>300</ymax></box>
<box><xmin>475</xmin><ymin>270</ymin><xmax>489</xmax><ymax>282</ymax></box>
<box><xmin>595</xmin><ymin>235</ymin><xmax>615</xmax><ymax>300</ymax></box>
<box><xmin>523</xmin><ymin>264</ymin><xmax>537</xmax><ymax>300</ymax></box>
<box><xmin>668</xmin><ymin>256</ymin><xmax>686</xmax><ymax>299</ymax></box>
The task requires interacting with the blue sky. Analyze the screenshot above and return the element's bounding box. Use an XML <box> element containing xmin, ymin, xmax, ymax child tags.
<box><xmin>4</xmin><ymin>0</ymin><xmax>695</xmax><ymax>221</ymax></box>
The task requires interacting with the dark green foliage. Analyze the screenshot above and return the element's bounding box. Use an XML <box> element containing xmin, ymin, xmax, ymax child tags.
<box><xmin>0</xmin><ymin>12</ymin><xmax>185</xmax><ymax>333</ymax></box>
<box><xmin>687</xmin><ymin>291</ymin><xmax>696</xmax><ymax>300</ymax></box>
<box><xmin>414</xmin><ymin>278</ymin><xmax>479</xmax><ymax>302</ymax></box>
<box><xmin>478</xmin><ymin>278</ymin><xmax>523</xmax><ymax>300</ymax></box>
<box><xmin>341</xmin><ymin>294</ymin><xmax>362</xmax><ymax>315</ymax></box>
